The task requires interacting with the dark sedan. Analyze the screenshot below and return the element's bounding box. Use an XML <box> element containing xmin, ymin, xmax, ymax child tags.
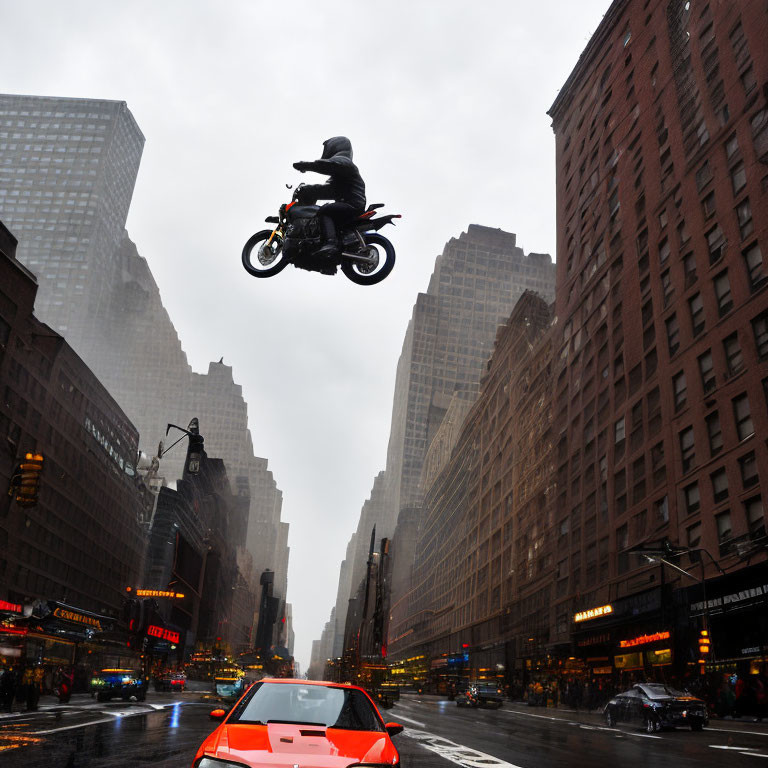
<box><xmin>604</xmin><ymin>683</ymin><xmax>708</xmax><ymax>732</ymax></box>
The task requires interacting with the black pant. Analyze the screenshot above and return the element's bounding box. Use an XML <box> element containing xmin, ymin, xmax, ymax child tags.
<box><xmin>319</xmin><ymin>201</ymin><xmax>361</xmax><ymax>224</ymax></box>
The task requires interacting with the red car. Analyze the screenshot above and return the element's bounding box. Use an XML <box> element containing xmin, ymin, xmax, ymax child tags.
<box><xmin>193</xmin><ymin>678</ymin><xmax>403</xmax><ymax>767</ymax></box>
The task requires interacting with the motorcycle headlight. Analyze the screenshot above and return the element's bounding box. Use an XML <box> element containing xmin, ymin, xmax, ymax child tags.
<box><xmin>195</xmin><ymin>758</ymin><xmax>250</xmax><ymax>768</ymax></box>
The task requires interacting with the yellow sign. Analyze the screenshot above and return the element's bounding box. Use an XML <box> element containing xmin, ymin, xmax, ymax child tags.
<box><xmin>574</xmin><ymin>604</ymin><xmax>613</xmax><ymax>623</ymax></box>
<box><xmin>53</xmin><ymin>607</ymin><xmax>102</xmax><ymax>630</ymax></box>
<box><xmin>134</xmin><ymin>589</ymin><xmax>185</xmax><ymax>599</ymax></box>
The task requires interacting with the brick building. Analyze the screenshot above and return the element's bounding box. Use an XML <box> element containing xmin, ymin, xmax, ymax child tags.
<box><xmin>547</xmin><ymin>0</ymin><xmax>768</xmax><ymax>678</ymax></box>
<box><xmin>0</xmin><ymin>220</ymin><xmax>149</xmax><ymax>675</ymax></box>
<box><xmin>387</xmin><ymin>293</ymin><xmax>555</xmax><ymax>684</ymax></box>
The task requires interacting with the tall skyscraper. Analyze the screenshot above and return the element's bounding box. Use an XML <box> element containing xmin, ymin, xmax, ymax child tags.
<box><xmin>0</xmin><ymin>95</ymin><xmax>143</xmax><ymax>346</ymax></box>
<box><xmin>547</xmin><ymin>0</ymin><xmax>767</xmax><ymax>665</ymax></box>
<box><xmin>325</xmin><ymin>225</ymin><xmax>556</xmax><ymax>659</ymax></box>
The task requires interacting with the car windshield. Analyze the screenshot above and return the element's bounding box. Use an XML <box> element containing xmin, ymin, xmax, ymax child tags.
<box><xmin>230</xmin><ymin>683</ymin><xmax>384</xmax><ymax>731</ymax></box>
<box><xmin>638</xmin><ymin>684</ymin><xmax>686</xmax><ymax>699</ymax></box>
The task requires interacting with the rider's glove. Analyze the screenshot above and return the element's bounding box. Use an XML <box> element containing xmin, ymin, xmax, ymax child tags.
<box><xmin>293</xmin><ymin>161</ymin><xmax>309</xmax><ymax>173</ymax></box>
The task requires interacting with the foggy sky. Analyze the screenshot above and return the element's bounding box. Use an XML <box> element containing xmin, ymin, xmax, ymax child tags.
<box><xmin>1</xmin><ymin>0</ymin><xmax>610</xmax><ymax>671</ymax></box>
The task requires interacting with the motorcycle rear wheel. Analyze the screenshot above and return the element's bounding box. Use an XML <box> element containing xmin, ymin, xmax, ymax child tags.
<box><xmin>341</xmin><ymin>233</ymin><xmax>395</xmax><ymax>286</ymax></box>
<box><xmin>242</xmin><ymin>229</ymin><xmax>289</xmax><ymax>278</ymax></box>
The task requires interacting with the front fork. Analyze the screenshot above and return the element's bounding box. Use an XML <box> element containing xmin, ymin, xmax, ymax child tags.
<box><xmin>341</xmin><ymin>231</ymin><xmax>376</xmax><ymax>264</ymax></box>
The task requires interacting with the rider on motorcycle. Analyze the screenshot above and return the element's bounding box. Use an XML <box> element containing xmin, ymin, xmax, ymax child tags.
<box><xmin>292</xmin><ymin>136</ymin><xmax>366</xmax><ymax>258</ymax></box>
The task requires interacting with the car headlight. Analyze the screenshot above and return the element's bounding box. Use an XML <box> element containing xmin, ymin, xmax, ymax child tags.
<box><xmin>195</xmin><ymin>758</ymin><xmax>251</xmax><ymax>768</ymax></box>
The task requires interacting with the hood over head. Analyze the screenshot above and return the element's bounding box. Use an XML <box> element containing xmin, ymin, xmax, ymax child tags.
<box><xmin>321</xmin><ymin>136</ymin><xmax>353</xmax><ymax>160</ymax></box>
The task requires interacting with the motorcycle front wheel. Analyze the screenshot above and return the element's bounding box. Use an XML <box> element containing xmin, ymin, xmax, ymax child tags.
<box><xmin>242</xmin><ymin>229</ymin><xmax>289</xmax><ymax>278</ymax></box>
<box><xmin>341</xmin><ymin>232</ymin><xmax>395</xmax><ymax>286</ymax></box>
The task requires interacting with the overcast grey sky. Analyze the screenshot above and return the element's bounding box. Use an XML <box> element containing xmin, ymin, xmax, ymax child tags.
<box><xmin>2</xmin><ymin>0</ymin><xmax>610</xmax><ymax>671</ymax></box>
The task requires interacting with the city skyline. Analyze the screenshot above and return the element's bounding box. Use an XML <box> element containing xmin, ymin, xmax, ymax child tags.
<box><xmin>1</xmin><ymin>0</ymin><xmax>621</xmax><ymax>671</ymax></box>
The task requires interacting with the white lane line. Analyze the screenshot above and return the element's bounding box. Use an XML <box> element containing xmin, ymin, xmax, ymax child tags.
<box><xmin>394</xmin><ymin>714</ymin><xmax>426</xmax><ymax>728</ymax></box>
<box><xmin>406</xmin><ymin>728</ymin><xmax>524</xmax><ymax>768</ymax></box>
<box><xmin>35</xmin><ymin>718</ymin><xmax>116</xmax><ymax>734</ymax></box>
<box><xmin>709</xmin><ymin>726</ymin><xmax>768</xmax><ymax>737</ymax></box>
<box><xmin>741</xmin><ymin>753</ymin><xmax>768</xmax><ymax>758</ymax></box>
<box><xmin>498</xmin><ymin>709</ymin><xmax>661</xmax><ymax>739</ymax></box>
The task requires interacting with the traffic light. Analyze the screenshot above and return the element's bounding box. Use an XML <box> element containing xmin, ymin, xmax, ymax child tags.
<box><xmin>698</xmin><ymin>629</ymin><xmax>711</xmax><ymax>661</ymax></box>
<box><xmin>9</xmin><ymin>453</ymin><xmax>44</xmax><ymax>507</ymax></box>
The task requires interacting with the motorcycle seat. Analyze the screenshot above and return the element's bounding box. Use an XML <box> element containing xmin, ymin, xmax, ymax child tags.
<box><xmin>288</xmin><ymin>204</ymin><xmax>320</xmax><ymax>219</ymax></box>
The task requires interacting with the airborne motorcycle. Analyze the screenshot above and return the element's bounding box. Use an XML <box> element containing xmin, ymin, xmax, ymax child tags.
<box><xmin>242</xmin><ymin>183</ymin><xmax>400</xmax><ymax>286</ymax></box>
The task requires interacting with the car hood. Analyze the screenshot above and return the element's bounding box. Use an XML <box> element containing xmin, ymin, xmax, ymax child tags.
<box><xmin>202</xmin><ymin>723</ymin><xmax>398</xmax><ymax>767</ymax></box>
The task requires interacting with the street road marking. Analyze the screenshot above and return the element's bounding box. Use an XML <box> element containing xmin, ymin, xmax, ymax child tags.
<box><xmin>708</xmin><ymin>727</ymin><xmax>768</xmax><ymax>737</ymax></box>
<box><xmin>498</xmin><ymin>709</ymin><xmax>661</xmax><ymax>739</ymax></box>
<box><xmin>406</xmin><ymin>728</ymin><xmax>523</xmax><ymax>768</ymax></box>
<box><xmin>710</xmin><ymin>745</ymin><xmax>758</xmax><ymax>750</ymax></box>
<box><xmin>36</xmin><ymin>718</ymin><xmax>116</xmax><ymax>734</ymax></box>
<box><xmin>741</xmin><ymin>754</ymin><xmax>768</xmax><ymax>759</ymax></box>
<box><xmin>394</xmin><ymin>714</ymin><xmax>427</xmax><ymax>728</ymax></box>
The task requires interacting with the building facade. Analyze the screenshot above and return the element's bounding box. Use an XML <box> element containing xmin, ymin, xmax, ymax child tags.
<box><xmin>547</xmin><ymin>0</ymin><xmax>768</xmax><ymax>679</ymax></box>
<box><xmin>387</xmin><ymin>293</ymin><xmax>555</xmax><ymax>684</ymax></box>
<box><xmin>0</xmin><ymin>93</ymin><xmax>290</xmax><ymax>613</ymax></box>
<box><xmin>0</xmin><ymin>220</ymin><xmax>149</xmax><ymax>675</ymax></box>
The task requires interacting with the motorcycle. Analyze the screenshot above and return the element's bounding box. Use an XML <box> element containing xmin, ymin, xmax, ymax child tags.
<box><xmin>242</xmin><ymin>183</ymin><xmax>401</xmax><ymax>286</ymax></box>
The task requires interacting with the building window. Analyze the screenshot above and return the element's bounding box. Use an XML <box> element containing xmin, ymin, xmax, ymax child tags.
<box><xmin>741</xmin><ymin>66</ymin><xmax>756</xmax><ymax>95</ymax></box>
<box><xmin>716</xmin><ymin>511</ymin><xmax>732</xmax><ymax>555</ymax></box>
<box><xmin>684</xmin><ymin>482</ymin><xmax>700</xmax><ymax>515</ymax></box>
<box><xmin>706</xmin><ymin>225</ymin><xmax>726</xmax><ymax>264</ymax></box>
<box><xmin>615</xmin><ymin>416</ymin><xmax>625</xmax><ymax>445</ymax></box>
<box><xmin>673</xmin><ymin>371</ymin><xmax>687</xmax><ymax>411</ymax></box>
<box><xmin>702</xmin><ymin>191</ymin><xmax>716</xmax><ymax>217</ymax></box>
<box><xmin>713</xmin><ymin>271</ymin><xmax>733</xmax><ymax>316</ymax></box>
<box><xmin>680</xmin><ymin>426</ymin><xmax>695</xmax><ymax>473</ymax></box>
<box><xmin>711</xmin><ymin>467</ymin><xmax>729</xmax><ymax>503</ymax></box>
<box><xmin>687</xmin><ymin>522</ymin><xmax>702</xmax><ymax>549</ymax></box>
<box><xmin>661</xmin><ymin>269</ymin><xmax>674</xmax><ymax>307</ymax></box>
<box><xmin>706</xmin><ymin>411</ymin><xmax>723</xmax><ymax>455</ymax></box>
<box><xmin>689</xmin><ymin>293</ymin><xmax>705</xmax><ymax>336</ymax></box>
<box><xmin>723</xmin><ymin>332</ymin><xmax>744</xmax><ymax>376</ymax></box>
<box><xmin>740</xmin><ymin>451</ymin><xmax>759</xmax><ymax>488</ymax></box>
<box><xmin>725</xmin><ymin>133</ymin><xmax>739</xmax><ymax>160</ymax></box>
<box><xmin>737</xmin><ymin>199</ymin><xmax>753</xmax><ymax>240</ymax></box>
<box><xmin>683</xmin><ymin>252</ymin><xmax>697</xmax><ymax>287</ymax></box>
<box><xmin>731</xmin><ymin>162</ymin><xmax>747</xmax><ymax>195</ymax></box>
<box><xmin>666</xmin><ymin>314</ymin><xmax>680</xmax><ymax>356</ymax></box>
<box><xmin>753</xmin><ymin>311</ymin><xmax>768</xmax><ymax>360</ymax></box>
<box><xmin>696</xmin><ymin>161</ymin><xmax>713</xmax><ymax>192</ymax></box>
<box><xmin>655</xmin><ymin>495</ymin><xmax>669</xmax><ymax>523</ymax></box>
<box><xmin>658</xmin><ymin>238</ymin><xmax>670</xmax><ymax>264</ymax></box>
<box><xmin>743</xmin><ymin>243</ymin><xmax>765</xmax><ymax>292</ymax></box>
<box><xmin>617</xmin><ymin>523</ymin><xmax>628</xmax><ymax>550</ymax></box>
<box><xmin>746</xmin><ymin>497</ymin><xmax>765</xmax><ymax>539</ymax></box>
<box><xmin>733</xmin><ymin>393</ymin><xmax>754</xmax><ymax>440</ymax></box>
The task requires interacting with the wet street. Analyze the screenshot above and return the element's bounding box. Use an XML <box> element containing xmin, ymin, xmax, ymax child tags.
<box><xmin>2</xmin><ymin>691</ymin><xmax>765</xmax><ymax>766</ymax></box>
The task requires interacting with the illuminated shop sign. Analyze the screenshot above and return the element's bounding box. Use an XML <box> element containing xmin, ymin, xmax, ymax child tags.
<box><xmin>574</xmin><ymin>604</ymin><xmax>613</xmax><ymax>623</ymax></box>
<box><xmin>134</xmin><ymin>589</ymin><xmax>185</xmax><ymax>599</ymax></box>
<box><xmin>53</xmin><ymin>607</ymin><xmax>102</xmax><ymax>630</ymax></box>
<box><xmin>619</xmin><ymin>631</ymin><xmax>670</xmax><ymax>648</ymax></box>
<box><xmin>691</xmin><ymin>583</ymin><xmax>768</xmax><ymax>614</ymax></box>
<box><xmin>0</xmin><ymin>600</ymin><xmax>22</xmax><ymax>614</ymax></box>
<box><xmin>593</xmin><ymin>666</ymin><xmax>612</xmax><ymax>675</ymax></box>
<box><xmin>146</xmin><ymin>625</ymin><xmax>180</xmax><ymax>643</ymax></box>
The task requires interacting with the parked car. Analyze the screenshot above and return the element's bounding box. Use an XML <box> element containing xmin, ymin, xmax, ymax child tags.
<box><xmin>193</xmin><ymin>678</ymin><xmax>404</xmax><ymax>767</ymax></box>
<box><xmin>154</xmin><ymin>672</ymin><xmax>186</xmax><ymax>692</ymax></box>
<box><xmin>456</xmin><ymin>681</ymin><xmax>505</xmax><ymax>709</ymax></box>
<box><xmin>604</xmin><ymin>683</ymin><xmax>708</xmax><ymax>732</ymax></box>
<box><xmin>90</xmin><ymin>668</ymin><xmax>148</xmax><ymax>702</ymax></box>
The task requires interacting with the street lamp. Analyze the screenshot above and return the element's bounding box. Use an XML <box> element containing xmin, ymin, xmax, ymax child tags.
<box><xmin>164</xmin><ymin>419</ymin><xmax>204</xmax><ymax>475</ymax></box>
<box><xmin>629</xmin><ymin>540</ymin><xmax>723</xmax><ymax>671</ymax></box>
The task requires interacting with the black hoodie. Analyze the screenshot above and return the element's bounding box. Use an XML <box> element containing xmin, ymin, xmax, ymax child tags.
<box><xmin>293</xmin><ymin>136</ymin><xmax>366</xmax><ymax>210</ymax></box>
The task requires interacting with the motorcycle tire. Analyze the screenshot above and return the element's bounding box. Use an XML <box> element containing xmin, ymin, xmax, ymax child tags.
<box><xmin>341</xmin><ymin>233</ymin><xmax>395</xmax><ymax>286</ymax></box>
<box><xmin>242</xmin><ymin>229</ymin><xmax>289</xmax><ymax>278</ymax></box>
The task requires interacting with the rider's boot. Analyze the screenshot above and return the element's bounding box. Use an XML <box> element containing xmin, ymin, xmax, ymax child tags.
<box><xmin>315</xmin><ymin>215</ymin><xmax>340</xmax><ymax>258</ymax></box>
